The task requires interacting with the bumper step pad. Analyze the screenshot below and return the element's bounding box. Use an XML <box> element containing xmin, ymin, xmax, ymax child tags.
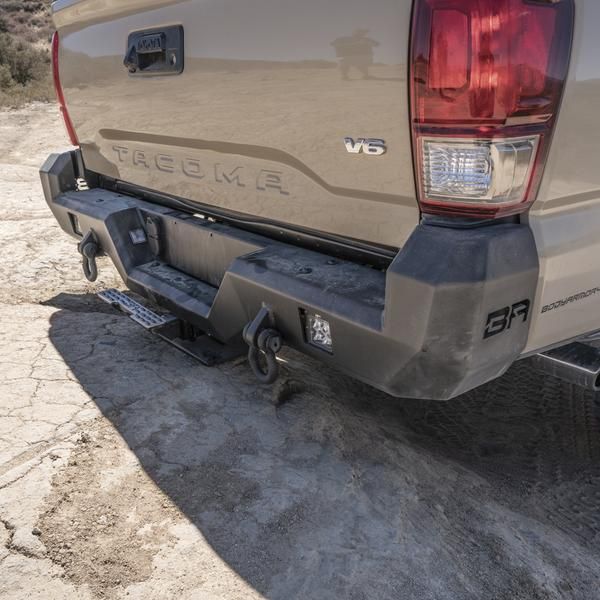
<box><xmin>98</xmin><ymin>288</ymin><xmax>177</xmax><ymax>330</ymax></box>
<box><xmin>98</xmin><ymin>289</ymin><xmax>244</xmax><ymax>366</ymax></box>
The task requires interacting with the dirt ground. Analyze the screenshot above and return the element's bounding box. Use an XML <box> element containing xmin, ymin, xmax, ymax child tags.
<box><xmin>2</xmin><ymin>104</ymin><xmax>600</xmax><ymax>600</ymax></box>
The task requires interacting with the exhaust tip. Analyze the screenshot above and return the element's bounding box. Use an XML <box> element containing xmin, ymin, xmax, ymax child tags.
<box><xmin>535</xmin><ymin>341</ymin><xmax>600</xmax><ymax>392</ymax></box>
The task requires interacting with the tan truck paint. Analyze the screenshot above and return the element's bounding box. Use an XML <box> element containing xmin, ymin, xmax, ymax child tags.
<box><xmin>525</xmin><ymin>1</ymin><xmax>600</xmax><ymax>352</ymax></box>
<box><xmin>53</xmin><ymin>0</ymin><xmax>419</xmax><ymax>249</ymax></box>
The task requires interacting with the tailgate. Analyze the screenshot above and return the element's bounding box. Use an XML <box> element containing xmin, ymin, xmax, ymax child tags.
<box><xmin>53</xmin><ymin>0</ymin><xmax>419</xmax><ymax>248</ymax></box>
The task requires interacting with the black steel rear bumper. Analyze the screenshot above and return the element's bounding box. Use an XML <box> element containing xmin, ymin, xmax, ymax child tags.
<box><xmin>41</xmin><ymin>151</ymin><xmax>539</xmax><ymax>400</ymax></box>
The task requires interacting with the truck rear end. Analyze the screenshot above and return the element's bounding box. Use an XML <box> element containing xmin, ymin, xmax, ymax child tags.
<box><xmin>42</xmin><ymin>0</ymin><xmax>600</xmax><ymax>400</ymax></box>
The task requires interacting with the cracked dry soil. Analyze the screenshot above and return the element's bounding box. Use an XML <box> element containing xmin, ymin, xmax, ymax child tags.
<box><xmin>2</xmin><ymin>104</ymin><xmax>600</xmax><ymax>599</ymax></box>
<box><xmin>39</xmin><ymin>423</ymin><xmax>178</xmax><ymax>595</ymax></box>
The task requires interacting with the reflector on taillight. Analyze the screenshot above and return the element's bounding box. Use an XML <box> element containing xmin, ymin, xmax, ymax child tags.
<box><xmin>410</xmin><ymin>0</ymin><xmax>574</xmax><ymax>218</ymax></box>
<box><xmin>52</xmin><ymin>32</ymin><xmax>79</xmax><ymax>147</ymax></box>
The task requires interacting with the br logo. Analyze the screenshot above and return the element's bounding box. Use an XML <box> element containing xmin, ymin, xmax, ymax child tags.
<box><xmin>484</xmin><ymin>300</ymin><xmax>531</xmax><ymax>339</ymax></box>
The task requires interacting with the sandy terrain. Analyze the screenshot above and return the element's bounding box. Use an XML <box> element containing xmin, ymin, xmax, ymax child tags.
<box><xmin>1</xmin><ymin>104</ymin><xmax>600</xmax><ymax>599</ymax></box>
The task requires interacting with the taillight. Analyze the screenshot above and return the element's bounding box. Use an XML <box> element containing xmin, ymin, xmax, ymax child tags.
<box><xmin>410</xmin><ymin>0</ymin><xmax>574</xmax><ymax>218</ymax></box>
<box><xmin>52</xmin><ymin>32</ymin><xmax>79</xmax><ymax>147</ymax></box>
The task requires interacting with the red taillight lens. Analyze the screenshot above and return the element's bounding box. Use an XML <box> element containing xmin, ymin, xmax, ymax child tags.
<box><xmin>52</xmin><ymin>32</ymin><xmax>79</xmax><ymax>147</ymax></box>
<box><xmin>410</xmin><ymin>0</ymin><xmax>574</xmax><ymax>218</ymax></box>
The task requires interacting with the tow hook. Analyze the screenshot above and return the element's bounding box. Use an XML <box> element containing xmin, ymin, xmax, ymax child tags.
<box><xmin>78</xmin><ymin>230</ymin><xmax>100</xmax><ymax>282</ymax></box>
<box><xmin>243</xmin><ymin>305</ymin><xmax>283</xmax><ymax>385</ymax></box>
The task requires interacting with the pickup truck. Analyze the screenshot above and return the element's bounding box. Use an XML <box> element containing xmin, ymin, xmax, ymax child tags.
<box><xmin>41</xmin><ymin>0</ymin><xmax>600</xmax><ymax>400</ymax></box>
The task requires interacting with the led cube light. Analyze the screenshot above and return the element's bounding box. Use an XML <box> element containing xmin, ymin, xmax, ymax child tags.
<box><xmin>420</xmin><ymin>136</ymin><xmax>539</xmax><ymax>206</ymax></box>
<box><xmin>129</xmin><ymin>227</ymin><xmax>148</xmax><ymax>245</ymax></box>
<box><xmin>307</xmin><ymin>314</ymin><xmax>333</xmax><ymax>353</ymax></box>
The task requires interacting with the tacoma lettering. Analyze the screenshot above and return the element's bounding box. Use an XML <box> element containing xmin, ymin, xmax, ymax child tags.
<box><xmin>111</xmin><ymin>146</ymin><xmax>288</xmax><ymax>195</ymax></box>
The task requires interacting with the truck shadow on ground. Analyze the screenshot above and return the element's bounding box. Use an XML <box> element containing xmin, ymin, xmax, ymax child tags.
<box><xmin>45</xmin><ymin>292</ymin><xmax>600</xmax><ymax>599</ymax></box>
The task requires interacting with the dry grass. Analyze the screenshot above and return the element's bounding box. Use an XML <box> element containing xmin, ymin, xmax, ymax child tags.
<box><xmin>0</xmin><ymin>72</ymin><xmax>53</xmax><ymax>107</ymax></box>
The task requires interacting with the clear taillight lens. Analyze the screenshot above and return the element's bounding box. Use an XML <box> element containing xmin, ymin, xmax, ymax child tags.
<box><xmin>410</xmin><ymin>0</ymin><xmax>574</xmax><ymax>218</ymax></box>
<box><xmin>420</xmin><ymin>136</ymin><xmax>539</xmax><ymax>206</ymax></box>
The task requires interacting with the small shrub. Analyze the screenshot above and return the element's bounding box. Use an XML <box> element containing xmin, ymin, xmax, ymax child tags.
<box><xmin>0</xmin><ymin>63</ymin><xmax>13</xmax><ymax>89</ymax></box>
<box><xmin>0</xmin><ymin>31</ymin><xmax>52</xmax><ymax>106</ymax></box>
<box><xmin>0</xmin><ymin>33</ymin><xmax>49</xmax><ymax>85</ymax></box>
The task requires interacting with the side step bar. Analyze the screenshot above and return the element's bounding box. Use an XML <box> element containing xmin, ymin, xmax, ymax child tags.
<box><xmin>98</xmin><ymin>289</ymin><xmax>244</xmax><ymax>366</ymax></box>
<box><xmin>532</xmin><ymin>342</ymin><xmax>600</xmax><ymax>392</ymax></box>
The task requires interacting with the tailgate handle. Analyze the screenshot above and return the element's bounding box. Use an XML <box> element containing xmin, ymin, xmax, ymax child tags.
<box><xmin>124</xmin><ymin>26</ymin><xmax>184</xmax><ymax>76</ymax></box>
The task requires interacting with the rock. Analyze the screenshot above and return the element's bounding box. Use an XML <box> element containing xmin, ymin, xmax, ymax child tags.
<box><xmin>0</xmin><ymin>522</ymin><xmax>10</xmax><ymax>560</ymax></box>
<box><xmin>0</xmin><ymin>520</ymin><xmax>11</xmax><ymax>548</ymax></box>
<box><xmin>11</xmin><ymin>527</ymin><xmax>46</xmax><ymax>558</ymax></box>
<box><xmin>271</xmin><ymin>377</ymin><xmax>304</xmax><ymax>406</ymax></box>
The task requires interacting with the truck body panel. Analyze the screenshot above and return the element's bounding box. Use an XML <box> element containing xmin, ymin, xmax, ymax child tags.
<box><xmin>525</xmin><ymin>0</ymin><xmax>600</xmax><ymax>352</ymax></box>
<box><xmin>53</xmin><ymin>0</ymin><xmax>419</xmax><ymax>249</ymax></box>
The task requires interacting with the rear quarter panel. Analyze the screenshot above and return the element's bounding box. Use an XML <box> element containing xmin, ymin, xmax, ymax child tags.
<box><xmin>525</xmin><ymin>0</ymin><xmax>600</xmax><ymax>352</ymax></box>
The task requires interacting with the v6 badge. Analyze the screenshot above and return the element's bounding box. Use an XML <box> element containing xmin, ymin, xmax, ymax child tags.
<box><xmin>344</xmin><ymin>138</ymin><xmax>387</xmax><ymax>156</ymax></box>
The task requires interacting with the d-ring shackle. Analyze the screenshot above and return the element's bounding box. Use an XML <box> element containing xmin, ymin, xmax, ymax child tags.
<box><xmin>78</xmin><ymin>230</ymin><xmax>100</xmax><ymax>282</ymax></box>
<box><xmin>243</xmin><ymin>306</ymin><xmax>283</xmax><ymax>385</ymax></box>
